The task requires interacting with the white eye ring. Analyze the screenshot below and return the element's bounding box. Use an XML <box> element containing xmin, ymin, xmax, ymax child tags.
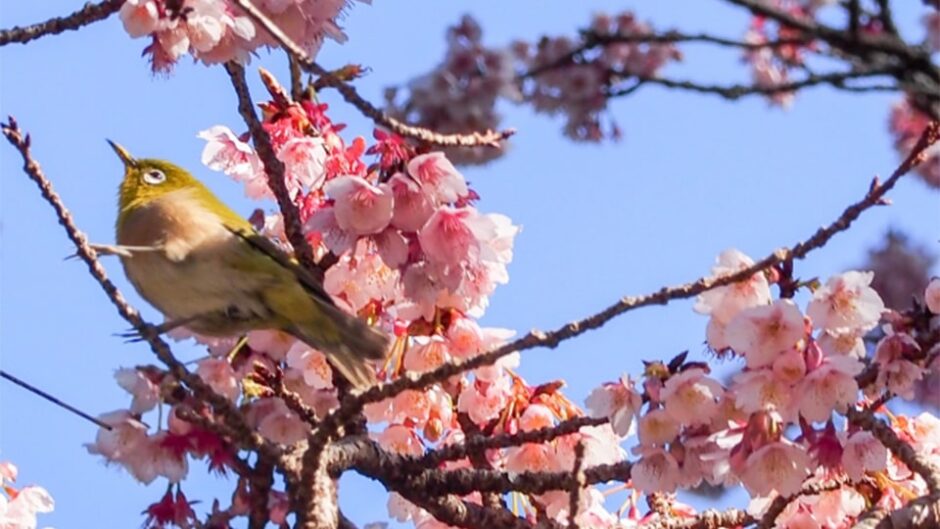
<box><xmin>142</xmin><ymin>169</ymin><xmax>166</xmax><ymax>185</ymax></box>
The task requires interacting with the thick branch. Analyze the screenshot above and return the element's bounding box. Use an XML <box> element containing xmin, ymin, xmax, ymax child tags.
<box><xmin>0</xmin><ymin>0</ymin><xmax>123</xmax><ymax>46</ymax></box>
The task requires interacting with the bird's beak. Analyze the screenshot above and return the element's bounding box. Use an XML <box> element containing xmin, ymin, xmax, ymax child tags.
<box><xmin>107</xmin><ymin>140</ymin><xmax>138</xmax><ymax>169</ymax></box>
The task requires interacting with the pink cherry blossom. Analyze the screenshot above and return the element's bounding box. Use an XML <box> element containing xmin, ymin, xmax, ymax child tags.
<box><xmin>376</xmin><ymin>424</ymin><xmax>424</xmax><ymax>457</ymax></box>
<box><xmin>807</xmin><ymin>271</ymin><xmax>885</xmax><ymax>334</ymax></box>
<box><xmin>733</xmin><ymin>369</ymin><xmax>793</xmax><ymax>416</ymax></box>
<box><xmin>86</xmin><ymin>410</ymin><xmax>150</xmax><ymax>465</ymax></box>
<box><xmin>817</xmin><ymin>330</ymin><xmax>867</xmax><ymax>359</ymax></box>
<box><xmin>119</xmin><ymin>0</ymin><xmax>160</xmax><ymax>38</ymax></box>
<box><xmin>506</xmin><ymin>442</ymin><xmax>557</xmax><ymax>472</ymax></box>
<box><xmin>198</xmin><ymin>126</ymin><xmax>262</xmax><ymax>183</ymax></box>
<box><xmin>324</xmin><ymin>176</ymin><xmax>394</xmax><ymax>236</ymax></box>
<box><xmin>841</xmin><ymin>431</ymin><xmax>888</xmax><ymax>481</ymax></box>
<box><xmin>444</xmin><ymin>317</ymin><xmax>485</xmax><ymax>359</ymax></box>
<box><xmin>872</xmin><ymin>333</ymin><xmax>925</xmax><ymax>400</ymax></box>
<box><xmin>246</xmin><ymin>330</ymin><xmax>296</xmax><ymax>362</ymax></box>
<box><xmin>389</xmin><ymin>172</ymin><xmax>435</xmax><ymax>232</ymax></box>
<box><xmin>196</xmin><ymin>357</ymin><xmax>240</xmax><ymax>401</ymax></box>
<box><xmin>925</xmin><ymin>278</ymin><xmax>940</xmax><ymax>314</ymax></box>
<box><xmin>695</xmin><ymin>249</ymin><xmax>772</xmax><ymax>321</ymax></box>
<box><xmin>418</xmin><ymin>206</ymin><xmax>483</xmax><ymax>267</ymax></box>
<box><xmin>772</xmin><ymin>347</ymin><xmax>807</xmax><ymax>385</ymax></box>
<box><xmin>278</xmin><ymin>136</ymin><xmax>328</xmax><ymax>194</ymax></box>
<box><xmin>457</xmin><ymin>377</ymin><xmax>512</xmax><ymax>425</ymax></box>
<box><xmin>725</xmin><ymin>299</ymin><xmax>805</xmax><ymax>368</ymax></box>
<box><xmin>324</xmin><ymin>250</ymin><xmax>400</xmax><ymax>313</ymax></box>
<box><xmin>0</xmin><ymin>482</ymin><xmax>54</xmax><ymax>529</ymax></box>
<box><xmin>661</xmin><ymin>368</ymin><xmax>723</xmax><ymax>427</ymax></box>
<box><xmin>695</xmin><ymin>249</ymin><xmax>772</xmax><ymax>350</ymax></box>
<box><xmin>114</xmin><ymin>367</ymin><xmax>161</xmax><ymax>414</ymax></box>
<box><xmin>285</xmin><ymin>342</ymin><xmax>334</xmax><ymax>390</ymax></box>
<box><xmin>403</xmin><ymin>336</ymin><xmax>451</xmax><ymax>373</ymax></box>
<box><xmin>637</xmin><ymin>408</ymin><xmax>680</xmax><ymax>446</ymax></box>
<box><xmin>406</xmin><ymin>152</ymin><xmax>468</xmax><ymax>204</ymax></box>
<box><xmin>254</xmin><ymin>399</ymin><xmax>308</xmax><ymax>445</ymax></box>
<box><xmin>585</xmin><ymin>375</ymin><xmax>643</xmax><ymax>436</ymax></box>
<box><xmin>740</xmin><ymin>440</ymin><xmax>811</xmax><ymax>496</ymax></box>
<box><xmin>797</xmin><ymin>355</ymin><xmax>863</xmax><ymax>422</ymax></box>
<box><xmin>305</xmin><ymin>206</ymin><xmax>356</xmax><ymax>257</ymax></box>
<box><xmin>631</xmin><ymin>446</ymin><xmax>680</xmax><ymax>493</ymax></box>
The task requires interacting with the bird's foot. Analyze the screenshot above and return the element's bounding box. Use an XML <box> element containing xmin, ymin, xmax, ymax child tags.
<box><xmin>66</xmin><ymin>244</ymin><xmax>163</xmax><ymax>260</ymax></box>
<box><xmin>116</xmin><ymin>317</ymin><xmax>196</xmax><ymax>343</ymax></box>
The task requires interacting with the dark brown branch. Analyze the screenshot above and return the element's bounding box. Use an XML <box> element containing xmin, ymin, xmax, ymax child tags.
<box><xmin>756</xmin><ymin>479</ymin><xmax>847</xmax><ymax>529</ymax></box>
<box><xmin>248</xmin><ymin>455</ymin><xmax>275</xmax><ymax>529</ymax></box>
<box><xmin>1</xmin><ymin>117</ymin><xmax>271</xmax><ymax>459</ymax></box>
<box><xmin>567</xmin><ymin>442</ymin><xmax>586</xmax><ymax>529</ymax></box>
<box><xmin>229</xmin><ymin>0</ymin><xmax>515</xmax><ymax>149</ymax></box>
<box><xmin>418</xmin><ymin>415</ymin><xmax>607</xmax><ymax>469</ymax></box>
<box><xmin>223</xmin><ymin>61</ymin><xmax>323</xmax><ymax>280</ymax></box>
<box><xmin>523</xmin><ymin>31</ymin><xmax>813</xmax><ymax>79</ymax></box>
<box><xmin>610</xmin><ymin>69</ymin><xmax>898</xmax><ymax>99</ymax></box>
<box><xmin>0</xmin><ymin>0</ymin><xmax>123</xmax><ymax>46</ymax></box>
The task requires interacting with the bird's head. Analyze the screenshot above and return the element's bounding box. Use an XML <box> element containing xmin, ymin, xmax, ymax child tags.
<box><xmin>108</xmin><ymin>140</ymin><xmax>201</xmax><ymax>212</ymax></box>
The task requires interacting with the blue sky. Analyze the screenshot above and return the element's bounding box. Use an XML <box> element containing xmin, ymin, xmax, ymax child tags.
<box><xmin>1</xmin><ymin>1</ymin><xmax>937</xmax><ymax>527</ymax></box>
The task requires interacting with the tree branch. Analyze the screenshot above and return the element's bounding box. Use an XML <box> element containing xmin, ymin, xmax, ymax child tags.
<box><xmin>0</xmin><ymin>0</ymin><xmax>124</xmax><ymax>47</ymax></box>
<box><xmin>229</xmin><ymin>0</ymin><xmax>514</xmax><ymax>149</ymax></box>
<box><xmin>223</xmin><ymin>61</ymin><xmax>323</xmax><ymax>280</ymax></box>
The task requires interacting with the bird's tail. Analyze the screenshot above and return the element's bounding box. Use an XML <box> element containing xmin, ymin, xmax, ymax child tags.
<box><xmin>288</xmin><ymin>302</ymin><xmax>390</xmax><ymax>390</ymax></box>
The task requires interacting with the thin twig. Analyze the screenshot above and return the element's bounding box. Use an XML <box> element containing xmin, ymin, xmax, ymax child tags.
<box><xmin>230</xmin><ymin>0</ymin><xmax>515</xmax><ymax>149</ymax></box>
<box><xmin>610</xmin><ymin>69</ymin><xmax>898</xmax><ymax>99</ymax></box>
<box><xmin>0</xmin><ymin>0</ymin><xmax>123</xmax><ymax>46</ymax></box>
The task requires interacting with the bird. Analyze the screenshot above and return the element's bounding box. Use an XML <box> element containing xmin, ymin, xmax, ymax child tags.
<box><xmin>106</xmin><ymin>140</ymin><xmax>388</xmax><ymax>389</ymax></box>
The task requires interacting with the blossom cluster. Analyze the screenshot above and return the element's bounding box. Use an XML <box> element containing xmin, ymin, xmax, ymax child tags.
<box><xmin>0</xmin><ymin>462</ymin><xmax>54</xmax><ymax>529</ymax></box>
<box><xmin>385</xmin><ymin>11</ymin><xmax>681</xmax><ymax>157</ymax></box>
<box><xmin>118</xmin><ymin>0</ymin><xmax>358</xmax><ymax>72</ymax></box>
<box><xmin>585</xmin><ymin>248</ymin><xmax>940</xmax><ymax>526</ymax></box>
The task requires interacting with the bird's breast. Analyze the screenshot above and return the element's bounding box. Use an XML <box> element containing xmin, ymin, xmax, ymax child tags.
<box><xmin>116</xmin><ymin>190</ymin><xmax>254</xmax><ymax>321</ymax></box>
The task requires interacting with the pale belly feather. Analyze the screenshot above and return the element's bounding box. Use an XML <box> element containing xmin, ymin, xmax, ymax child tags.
<box><xmin>117</xmin><ymin>191</ymin><xmax>274</xmax><ymax>334</ymax></box>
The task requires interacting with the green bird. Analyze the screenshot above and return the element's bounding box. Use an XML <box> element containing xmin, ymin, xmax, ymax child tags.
<box><xmin>106</xmin><ymin>140</ymin><xmax>388</xmax><ymax>389</ymax></box>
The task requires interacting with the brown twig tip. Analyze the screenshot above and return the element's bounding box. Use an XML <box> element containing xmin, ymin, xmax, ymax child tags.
<box><xmin>230</xmin><ymin>0</ymin><xmax>515</xmax><ymax>149</ymax></box>
<box><xmin>0</xmin><ymin>0</ymin><xmax>124</xmax><ymax>47</ymax></box>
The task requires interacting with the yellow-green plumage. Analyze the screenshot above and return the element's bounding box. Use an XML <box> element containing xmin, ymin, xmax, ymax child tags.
<box><xmin>110</xmin><ymin>141</ymin><xmax>388</xmax><ymax>389</ymax></box>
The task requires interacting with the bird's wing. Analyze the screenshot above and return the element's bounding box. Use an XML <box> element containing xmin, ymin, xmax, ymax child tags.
<box><xmin>224</xmin><ymin>225</ymin><xmax>336</xmax><ymax>308</ymax></box>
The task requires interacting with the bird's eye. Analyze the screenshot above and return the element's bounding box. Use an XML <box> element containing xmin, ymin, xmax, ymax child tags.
<box><xmin>142</xmin><ymin>169</ymin><xmax>166</xmax><ymax>185</ymax></box>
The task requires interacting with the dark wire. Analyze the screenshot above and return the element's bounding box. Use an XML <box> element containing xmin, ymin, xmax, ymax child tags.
<box><xmin>0</xmin><ymin>369</ymin><xmax>112</xmax><ymax>430</ymax></box>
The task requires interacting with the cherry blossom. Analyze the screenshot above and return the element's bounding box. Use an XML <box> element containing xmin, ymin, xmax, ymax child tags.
<box><xmin>807</xmin><ymin>271</ymin><xmax>885</xmax><ymax>334</ymax></box>
<box><xmin>841</xmin><ymin>431</ymin><xmax>888</xmax><ymax>481</ymax></box>
<box><xmin>739</xmin><ymin>440</ymin><xmax>811</xmax><ymax>496</ymax></box>
<box><xmin>695</xmin><ymin>249</ymin><xmax>772</xmax><ymax>350</ymax></box>
<box><xmin>631</xmin><ymin>446</ymin><xmax>680</xmax><ymax>493</ymax></box>
<box><xmin>726</xmin><ymin>299</ymin><xmax>805</xmax><ymax>368</ymax></box>
<box><xmin>926</xmin><ymin>277</ymin><xmax>940</xmax><ymax>314</ymax></box>
<box><xmin>324</xmin><ymin>176</ymin><xmax>394</xmax><ymax>236</ymax></box>
<box><xmin>196</xmin><ymin>357</ymin><xmax>240</xmax><ymax>401</ymax></box>
<box><xmin>585</xmin><ymin>375</ymin><xmax>643</xmax><ymax>436</ymax></box>
<box><xmin>661</xmin><ymin>368</ymin><xmax>723</xmax><ymax>427</ymax></box>
<box><xmin>115</xmin><ymin>367</ymin><xmax>161</xmax><ymax>414</ymax></box>
<box><xmin>796</xmin><ymin>355</ymin><xmax>863</xmax><ymax>422</ymax></box>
